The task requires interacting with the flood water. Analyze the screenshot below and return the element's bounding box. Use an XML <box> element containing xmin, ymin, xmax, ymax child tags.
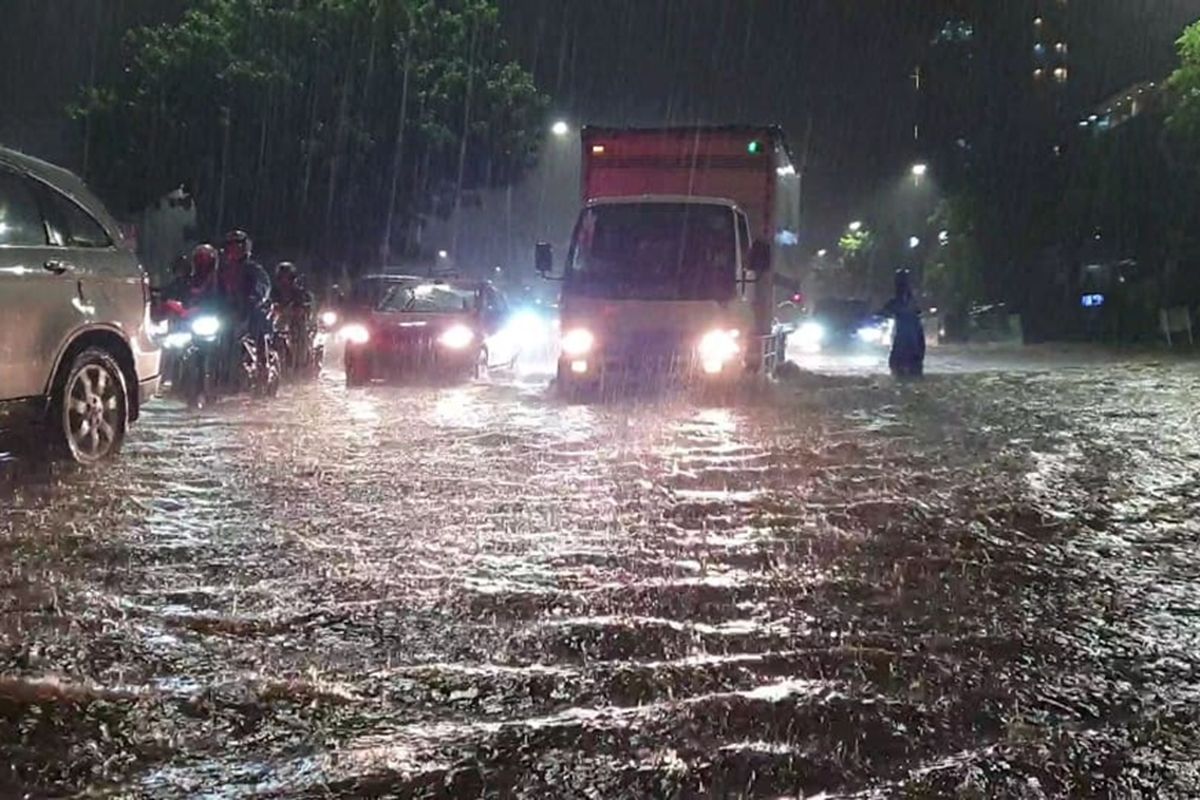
<box><xmin>4</xmin><ymin>350</ymin><xmax>1200</xmax><ymax>797</ymax></box>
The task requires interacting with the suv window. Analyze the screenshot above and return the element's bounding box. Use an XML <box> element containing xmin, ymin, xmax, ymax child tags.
<box><xmin>0</xmin><ymin>170</ymin><xmax>47</xmax><ymax>247</ymax></box>
<box><xmin>41</xmin><ymin>187</ymin><xmax>111</xmax><ymax>248</ymax></box>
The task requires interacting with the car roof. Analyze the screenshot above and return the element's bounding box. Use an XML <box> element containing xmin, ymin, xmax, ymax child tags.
<box><xmin>356</xmin><ymin>273</ymin><xmax>424</xmax><ymax>283</ymax></box>
<box><xmin>0</xmin><ymin>145</ymin><xmax>121</xmax><ymax>238</ymax></box>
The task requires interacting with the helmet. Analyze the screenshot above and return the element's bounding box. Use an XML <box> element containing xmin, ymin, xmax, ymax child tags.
<box><xmin>191</xmin><ymin>244</ymin><xmax>218</xmax><ymax>279</ymax></box>
<box><xmin>223</xmin><ymin>229</ymin><xmax>252</xmax><ymax>262</ymax></box>
<box><xmin>275</xmin><ymin>261</ymin><xmax>297</xmax><ymax>282</ymax></box>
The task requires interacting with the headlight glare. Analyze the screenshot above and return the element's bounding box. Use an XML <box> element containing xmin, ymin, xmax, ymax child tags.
<box><xmin>560</xmin><ymin>328</ymin><xmax>595</xmax><ymax>357</ymax></box>
<box><xmin>191</xmin><ymin>315</ymin><xmax>221</xmax><ymax>338</ymax></box>
<box><xmin>697</xmin><ymin>329</ymin><xmax>740</xmax><ymax>364</ymax></box>
<box><xmin>796</xmin><ymin>321</ymin><xmax>826</xmax><ymax>348</ymax></box>
<box><xmin>339</xmin><ymin>323</ymin><xmax>370</xmax><ymax>345</ymax></box>
<box><xmin>439</xmin><ymin>324</ymin><xmax>475</xmax><ymax>349</ymax></box>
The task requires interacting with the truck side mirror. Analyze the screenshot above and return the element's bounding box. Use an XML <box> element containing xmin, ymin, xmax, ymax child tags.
<box><xmin>535</xmin><ymin>242</ymin><xmax>553</xmax><ymax>276</ymax></box>
<box><xmin>750</xmin><ymin>241</ymin><xmax>771</xmax><ymax>273</ymax></box>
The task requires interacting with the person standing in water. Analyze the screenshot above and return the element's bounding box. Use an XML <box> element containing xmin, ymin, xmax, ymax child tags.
<box><xmin>879</xmin><ymin>269</ymin><xmax>925</xmax><ymax>378</ymax></box>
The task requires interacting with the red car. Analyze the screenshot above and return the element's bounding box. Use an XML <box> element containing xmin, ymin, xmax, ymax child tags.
<box><xmin>340</xmin><ymin>277</ymin><xmax>510</xmax><ymax>386</ymax></box>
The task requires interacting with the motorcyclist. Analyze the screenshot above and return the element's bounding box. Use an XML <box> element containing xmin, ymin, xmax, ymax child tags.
<box><xmin>274</xmin><ymin>261</ymin><xmax>316</xmax><ymax>370</ymax></box>
<box><xmin>218</xmin><ymin>229</ymin><xmax>274</xmax><ymax>387</ymax></box>
<box><xmin>274</xmin><ymin>261</ymin><xmax>314</xmax><ymax>311</ymax></box>
<box><xmin>879</xmin><ymin>269</ymin><xmax>926</xmax><ymax>378</ymax></box>
<box><xmin>161</xmin><ymin>254</ymin><xmax>192</xmax><ymax>304</ymax></box>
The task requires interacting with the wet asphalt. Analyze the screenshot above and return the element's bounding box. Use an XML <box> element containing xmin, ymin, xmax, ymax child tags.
<box><xmin>3</xmin><ymin>346</ymin><xmax>1200</xmax><ymax>798</ymax></box>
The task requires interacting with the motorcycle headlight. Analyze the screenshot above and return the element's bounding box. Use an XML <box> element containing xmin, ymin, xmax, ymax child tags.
<box><xmin>339</xmin><ymin>323</ymin><xmax>370</xmax><ymax>345</ymax></box>
<box><xmin>796</xmin><ymin>321</ymin><xmax>826</xmax><ymax>348</ymax></box>
<box><xmin>191</xmin><ymin>315</ymin><xmax>221</xmax><ymax>338</ymax></box>
<box><xmin>560</xmin><ymin>328</ymin><xmax>594</xmax><ymax>357</ymax></box>
<box><xmin>438</xmin><ymin>324</ymin><xmax>475</xmax><ymax>350</ymax></box>
<box><xmin>164</xmin><ymin>331</ymin><xmax>193</xmax><ymax>350</ymax></box>
<box><xmin>320</xmin><ymin>310</ymin><xmax>338</xmax><ymax>327</ymax></box>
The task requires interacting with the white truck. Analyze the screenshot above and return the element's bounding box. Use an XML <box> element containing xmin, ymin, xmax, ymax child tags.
<box><xmin>536</xmin><ymin>125</ymin><xmax>801</xmax><ymax>395</ymax></box>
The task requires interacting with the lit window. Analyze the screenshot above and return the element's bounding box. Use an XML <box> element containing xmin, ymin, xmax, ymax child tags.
<box><xmin>1053</xmin><ymin>66</ymin><xmax>1068</xmax><ymax>83</ymax></box>
<box><xmin>1055</xmin><ymin>42</ymin><xmax>1067</xmax><ymax>55</ymax></box>
<box><xmin>1034</xmin><ymin>68</ymin><xmax>1045</xmax><ymax>79</ymax></box>
<box><xmin>1034</xmin><ymin>16</ymin><xmax>1043</xmax><ymax>26</ymax></box>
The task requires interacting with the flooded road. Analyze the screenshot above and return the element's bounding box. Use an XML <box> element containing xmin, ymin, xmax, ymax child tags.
<box><xmin>4</xmin><ymin>350</ymin><xmax>1200</xmax><ymax>797</ymax></box>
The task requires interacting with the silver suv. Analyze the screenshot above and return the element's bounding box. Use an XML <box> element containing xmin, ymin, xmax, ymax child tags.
<box><xmin>0</xmin><ymin>147</ymin><xmax>160</xmax><ymax>463</ymax></box>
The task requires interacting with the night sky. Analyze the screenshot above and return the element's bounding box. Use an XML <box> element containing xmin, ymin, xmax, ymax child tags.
<box><xmin>1</xmin><ymin>0</ymin><xmax>1196</xmax><ymax>251</ymax></box>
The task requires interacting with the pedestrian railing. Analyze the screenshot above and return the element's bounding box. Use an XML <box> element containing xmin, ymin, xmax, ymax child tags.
<box><xmin>1159</xmin><ymin>306</ymin><xmax>1194</xmax><ymax>347</ymax></box>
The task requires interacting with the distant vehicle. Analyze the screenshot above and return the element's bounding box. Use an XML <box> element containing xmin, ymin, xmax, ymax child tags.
<box><xmin>0</xmin><ymin>146</ymin><xmax>161</xmax><ymax>463</ymax></box>
<box><xmin>794</xmin><ymin>297</ymin><xmax>891</xmax><ymax>352</ymax></box>
<box><xmin>536</xmin><ymin>125</ymin><xmax>800</xmax><ymax>397</ymax></box>
<box><xmin>341</xmin><ymin>278</ymin><xmax>515</xmax><ymax>386</ymax></box>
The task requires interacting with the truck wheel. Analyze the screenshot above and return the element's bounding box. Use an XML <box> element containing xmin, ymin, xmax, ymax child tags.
<box><xmin>56</xmin><ymin>347</ymin><xmax>128</xmax><ymax>464</ymax></box>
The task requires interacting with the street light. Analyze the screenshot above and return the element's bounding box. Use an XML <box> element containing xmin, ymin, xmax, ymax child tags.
<box><xmin>551</xmin><ymin>120</ymin><xmax>570</xmax><ymax>137</ymax></box>
<box><xmin>816</xmin><ymin>248</ymin><xmax>828</xmax><ymax>258</ymax></box>
<box><xmin>848</xmin><ymin>220</ymin><xmax>863</xmax><ymax>233</ymax></box>
<box><xmin>910</xmin><ymin>163</ymin><xmax>928</xmax><ymax>178</ymax></box>
<box><xmin>908</xmin><ymin>236</ymin><xmax>921</xmax><ymax>250</ymax></box>
<box><xmin>437</xmin><ymin>249</ymin><xmax>448</xmax><ymax>259</ymax></box>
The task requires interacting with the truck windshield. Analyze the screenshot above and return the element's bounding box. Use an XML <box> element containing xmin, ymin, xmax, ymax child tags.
<box><xmin>566</xmin><ymin>203</ymin><xmax>737</xmax><ymax>301</ymax></box>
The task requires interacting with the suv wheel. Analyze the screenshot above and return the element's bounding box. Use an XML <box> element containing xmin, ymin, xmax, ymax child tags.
<box><xmin>58</xmin><ymin>348</ymin><xmax>128</xmax><ymax>464</ymax></box>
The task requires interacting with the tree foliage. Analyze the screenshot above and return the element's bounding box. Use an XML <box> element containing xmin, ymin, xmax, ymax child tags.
<box><xmin>1167</xmin><ymin>18</ymin><xmax>1200</xmax><ymax>161</ymax></box>
<box><xmin>924</xmin><ymin>195</ymin><xmax>985</xmax><ymax>315</ymax></box>
<box><xmin>73</xmin><ymin>0</ymin><xmax>547</xmax><ymax>266</ymax></box>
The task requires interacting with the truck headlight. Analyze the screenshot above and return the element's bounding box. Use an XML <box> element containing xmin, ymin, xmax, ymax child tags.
<box><xmin>560</xmin><ymin>328</ymin><xmax>595</xmax><ymax>357</ymax></box>
<box><xmin>439</xmin><ymin>324</ymin><xmax>474</xmax><ymax>349</ymax></box>
<box><xmin>697</xmin><ymin>329</ymin><xmax>740</xmax><ymax>373</ymax></box>
<box><xmin>339</xmin><ymin>323</ymin><xmax>370</xmax><ymax>345</ymax></box>
<box><xmin>191</xmin><ymin>315</ymin><xmax>221</xmax><ymax>338</ymax></box>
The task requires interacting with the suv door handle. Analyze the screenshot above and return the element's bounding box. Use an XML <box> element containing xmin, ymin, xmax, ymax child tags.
<box><xmin>43</xmin><ymin>259</ymin><xmax>71</xmax><ymax>274</ymax></box>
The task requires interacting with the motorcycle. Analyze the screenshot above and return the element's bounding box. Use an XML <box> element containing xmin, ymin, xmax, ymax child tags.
<box><xmin>154</xmin><ymin>302</ymin><xmax>224</xmax><ymax>409</ymax></box>
<box><xmin>155</xmin><ymin>301</ymin><xmax>279</xmax><ymax>408</ymax></box>
<box><xmin>273</xmin><ymin>304</ymin><xmax>329</xmax><ymax>380</ymax></box>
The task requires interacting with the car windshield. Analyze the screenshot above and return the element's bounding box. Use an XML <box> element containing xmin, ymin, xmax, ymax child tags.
<box><xmin>565</xmin><ymin>203</ymin><xmax>737</xmax><ymax>301</ymax></box>
<box><xmin>378</xmin><ymin>283</ymin><xmax>476</xmax><ymax>313</ymax></box>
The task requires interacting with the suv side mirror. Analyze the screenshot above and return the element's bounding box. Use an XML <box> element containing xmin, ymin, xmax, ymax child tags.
<box><xmin>535</xmin><ymin>242</ymin><xmax>554</xmax><ymax>276</ymax></box>
<box><xmin>750</xmin><ymin>241</ymin><xmax>771</xmax><ymax>273</ymax></box>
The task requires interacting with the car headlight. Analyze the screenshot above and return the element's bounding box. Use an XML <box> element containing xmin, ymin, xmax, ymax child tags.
<box><xmin>856</xmin><ymin>324</ymin><xmax>884</xmax><ymax>344</ymax></box>
<box><xmin>163</xmin><ymin>331</ymin><xmax>193</xmax><ymax>350</ymax></box>
<box><xmin>191</xmin><ymin>315</ymin><xmax>221</xmax><ymax>338</ymax></box>
<box><xmin>506</xmin><ymin>309</ymin><xmax>547</xmax><ymax>343</ymax></box>
<box><xmin>339</xmin><ymin>323</ymin><xmax>370</xmax><ymax>345</ymax></box>
<box><xmin>439</xmin><ymin>324</ymin><xmax>475</xmax><ymax>349</ymax></box>
<box><xmin>698</xmin><ymin>329</ymin><xmax>740</xmax><ymax>363</ymax></box>
<box><xmin>796</xmin><ymin>321</ymin><xmax>825</xmax><ymax>348</ymax></box>
<box><xmin>320</xmin><ymin>310</ymin><xmax>338</xmax><ymax>327</ymax></box>
<box><xmin>560</xmin><ymin>328</ymin><xmax>594</xmax><ymax>357</ymax></box>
